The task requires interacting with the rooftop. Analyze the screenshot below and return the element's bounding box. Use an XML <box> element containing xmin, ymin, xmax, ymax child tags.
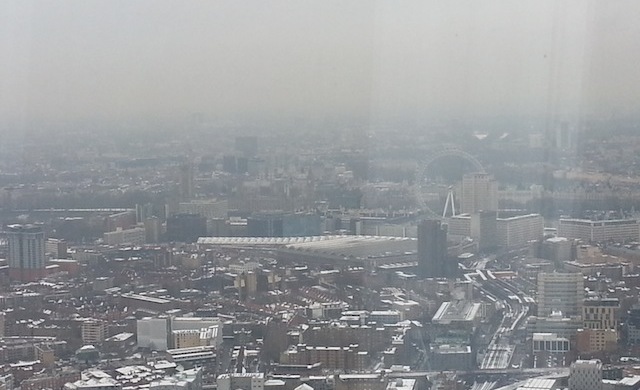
<box><xmin>432</xmin><ymin>301</ymin><xmax>481</xmax><ymax>324</ymax></box>
<box><xmin>386</xmin><ymin>378</ymin><xmax>416</xmax><ymax>390</ymax></box>
<box><xmin>218</xmin><ymin>373</ymin><xmax>264</xmax><ymax>379</ymax></box>
<box><xmin>516</xmin><ymin>378</ymin><xmax>557</xmax><ymax>390</ymax></box>
<box><xmin>283</xmin><ymin>235</ymin><xmax>417</xmax><ymax>260</ymax></box>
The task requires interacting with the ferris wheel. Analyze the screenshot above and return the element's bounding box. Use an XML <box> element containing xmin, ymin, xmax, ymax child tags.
<box><xmin>415</xmin><ymin>145</ymin><xmax>486</xmax><ymax>217</ymax></box>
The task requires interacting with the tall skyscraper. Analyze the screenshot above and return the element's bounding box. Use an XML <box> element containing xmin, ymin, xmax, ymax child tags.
<box><xmin>461</xmin><ymin>173</ymin><xmax>498</xmax><ymax>214</ymax></box>
<box><xmin>6</xmin><ymin>224</ymin><xmax>46</xmax><ymax>282</ymax></box>
<box><xmin>417</xmin><ymin>219</ymin><xmax>452</xmax><ymax>278</ymax></box>
<box><xmin>537</xmin><ymin>272</ymin><xmax>584</xmax><ymax>317</ymax></box>
<box><xmin>178</xmin><ymin>162</ymin><xmax>195</xmax><ymax>201</ymax></box>
<box><xmin>555</xmin><ymin>121</ymin><xmax>574</xmax><ymax>150</ymax></box>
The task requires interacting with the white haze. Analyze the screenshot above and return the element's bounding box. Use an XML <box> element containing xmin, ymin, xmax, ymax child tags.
<box><xmin>2</xmin><ymin>0</ymin><xmax>640</xmax><ymax>127</ymax></box>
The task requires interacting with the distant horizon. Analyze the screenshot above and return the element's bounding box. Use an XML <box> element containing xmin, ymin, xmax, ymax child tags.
<box><xmin>2</xmin><ymin>112</ymin><xmax>639</xmax><ymax>137</ymax></box>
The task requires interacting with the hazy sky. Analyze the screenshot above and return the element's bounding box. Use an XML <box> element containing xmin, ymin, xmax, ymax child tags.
<box><xmin>2</xmin><ymin>1</ymin><xmax>640</xmax><ymax>126</ymax></box>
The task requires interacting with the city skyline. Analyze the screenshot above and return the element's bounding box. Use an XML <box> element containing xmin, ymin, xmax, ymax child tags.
<box><xmin>4</xmin><ymin>2</ymin><xmax>640</xmax><ymax>389</ymax></box>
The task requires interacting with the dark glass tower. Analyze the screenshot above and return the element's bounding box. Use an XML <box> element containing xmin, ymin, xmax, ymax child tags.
<box><xmin>417</xmin><ymin>219</ymin><xmax>452</xmax><ymax>278</ymax></box>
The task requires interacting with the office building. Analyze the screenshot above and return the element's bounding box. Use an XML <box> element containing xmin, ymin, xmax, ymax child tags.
<box><xmin>155</xmin><ymin>317</ymin><xmax>225</xmax><ymax>351</ymax></box>
<box><xmin>234</xmin><ymin>271</ymin><xmax>258</xmax><ymax>300</ymax></box>
<box><xmin>178</xmin><ymin>199</ymin><xmax>228</xmax><ymax>219</ymax></box>
<box><xmin>222</xmin><ymin>155</ymin><xmax>249</xmax><ymax>174</ymax></box>
<box><xmin>45</xmin><ymin>238</ymin><xmax>68</xmax><ymax>259</ymax></box>
<box><xmin>137</xmin><ymin>317</ymin><xmax>170</xmax><ymax>351</ymax></box>
<box><xmin>138</xmin><ymin>316</ymin><xmax>223</xmax><ymax>351</ymax></box>
<box><xmin>447</xmin><ymin>214</ymin><xmax>471</xmax><ymax>239</ymax></box>
<box><xmin>527</xmin><ymin>312</ymin><xmax>582</xmax><ymax>339</ymax></box>
<box><xmin>368</xmin><ymin>310</ymin><xmax>402</xmax><ymax>325</ymax></box>
<box><xmin>144</xmin><ymin>217</ymin><xmax>162</xmax><ymax>243</ymax></box>
<box><xmin>82</xmin><ymin>319</ymin><xmax>108</xmax><ymax>345</ymax></box>
<box><xmin>576</xmin><ymin>328</ymin><xmax>618</xmax><ymax>354</ymax></box>
<box><xmin>166</xmin><ymin>345</ymin><xmax>216</xmax><ymax>368</ymax></box>
<box><xmin>6</xmin><ymin>224</ymin><xmax>47</xmax><ymax>282</ymax></box>
<box><xmin>166</xmin><ymin>214</ymin><xmax>207</xmax><ymax>243</ymax></box>
<box><xmin>569</xmin><ymin>359</ymin><xmax>602</xmax><ymax>390</ymax></box>
<box><xmin>532</xmin><ymin>333</ymin><xmax>570</xmax><ymax>354</ymax></box>
<box><xmin>135</xmin><ymin>203</ymin><xmax>154</xmax><ymax>223</ymax></box>
<box><xmin>247</xmin><ymin>213</ymin><xmax>321</xmax><ymax>237</ymax></box>
<box><xmin>496</xmin><ymin>214</ymin><xmax>544</xmax><ymax>248</ymax></box>
<box><xmin>171</xmin><ymin>330</ymin><xmax>202</xmax><ymax>349</ymax></box>
<box><xmin>417</xmin><ymin>219</ymin><xmax>452</xmax><ymax>278</ymax></box>
<box><xmin>461</xmin><ymin>173</ymin><xmax>498</xmax><ymax>214</ymax></box>
<box><xmin>534</xmin><ymin>237</ymin><xmax>575</xmax><ymax>263</ymax></box>
<box><xmin>558</xmin><ymin>218</ymin><xmax>640</xmax><ymax>243</ymax></box>
<box><xmin>247</xmin><ymin>213</ymin><xmax>284</xmax><ymax>237</ymax></box>
<box><xmin>537</xmin><ymin>272</ymin><xmax>584</xmax><ymax>317</ymax></box>
<box><xmin>171</xmin><ymin>317</ymin><xmax>223</xmax><ymax>347</ymax></box>
<box><xmin>300</xmin><ymin>323</ymin><xmax>391</xmax><ymax>353</ymax></box>
<box><xmin>470</xmin><ymin>211</ymin><xmax>497</xmax><ymax>252</ymax></box>
<box><xmin>583</xmin><ymin>297</ymin><xmax>619</xmax><ymax>330</ymax></box>
<box><xmin>282</xmin><ymin>213</ymin><xmax>322</xmax><ymax>237</ymax></box>
<box><xmin>280</xmin><ymin>344</ymin><xmax>369</xmax><ymax>371</ymax></box>
<box><xmin>103</xmin><ymin>226</ymin><xmax>146</xmax><ymax>246</ymax></box>
<box><xmin>627</xmin><ymin>305</ymin><xmax>640</xmax><ymax>344</ymax></box>
<box><xmin>178</xmin><ymin>162</ymin><xmax>195</xmax><ymax>201</ymax></box>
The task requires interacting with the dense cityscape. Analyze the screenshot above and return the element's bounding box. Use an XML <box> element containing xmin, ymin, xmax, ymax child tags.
<box><xmin>4</xmin><ymin>1</ymin><xmax>640</xmax><ymax>390</ymax></box>
<box><xmin>2</xmin><ymin>121</ymin><xmax>640</xmax><ymax>390</ymax></box>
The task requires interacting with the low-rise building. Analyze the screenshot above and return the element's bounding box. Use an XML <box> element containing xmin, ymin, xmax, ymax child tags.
<box><xmin>103</xmin><ymin>332</ymin><xmax>136</xmax><ymax>357</ymax></box>
<box><xmin>64</xmin><ymin>370</ymin><xmax>121</xmax><ymax>390</ymax></box>
<box><xmin>167</xmin><ymin>346</ymin><xmax>216</xmax><ymax>368</ymax></box>
<box><xmin>430</xmin><ymin>345</ymin><xmax>474</xmax><ymax>371</ymax></box>
<box><xmin>281</xmin><ymin>344</ymin><xmax>368</xmax><ymax>371</ymax></box>
<box><xmin>431</xmin><ymin>301</ymin><xmax>481</xmax><ymax>330</ymax></box>
<box><xmin>532</xmin><ymin>333</ymin><xmax>570</xmax><ymax>354</ymax></box>
<box><xmin>576</xmin><ymin>328</ymin><xmax>618</xmax><ymax>354</ymax></box>
<box><xmin>21</xmin><ymin>369</ymin><xmax>81</xmax><ymax>390</ymax></box>
<box><xmin>335</xmin><ymin>374</ymin><xmax>387</xmax><ymax>390</ymax></box>
<box><xmin>149</xmin><ymin>367</ymin><xmax>203</xmax><ymax>390</ymax></box>
<box><xmin>103</xmin><ymin>227</ymin><xmax>146</xmax><ymax>246</ymax></box>
<box><xmin>527</xmin><ymin>312</ymin><xmax>583</xmax><ymax>339</ymax></box>
<box><xmin>217</xmin><ymin>373</ymin><xmax>264</xmax><ymax>390</ymax></box>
